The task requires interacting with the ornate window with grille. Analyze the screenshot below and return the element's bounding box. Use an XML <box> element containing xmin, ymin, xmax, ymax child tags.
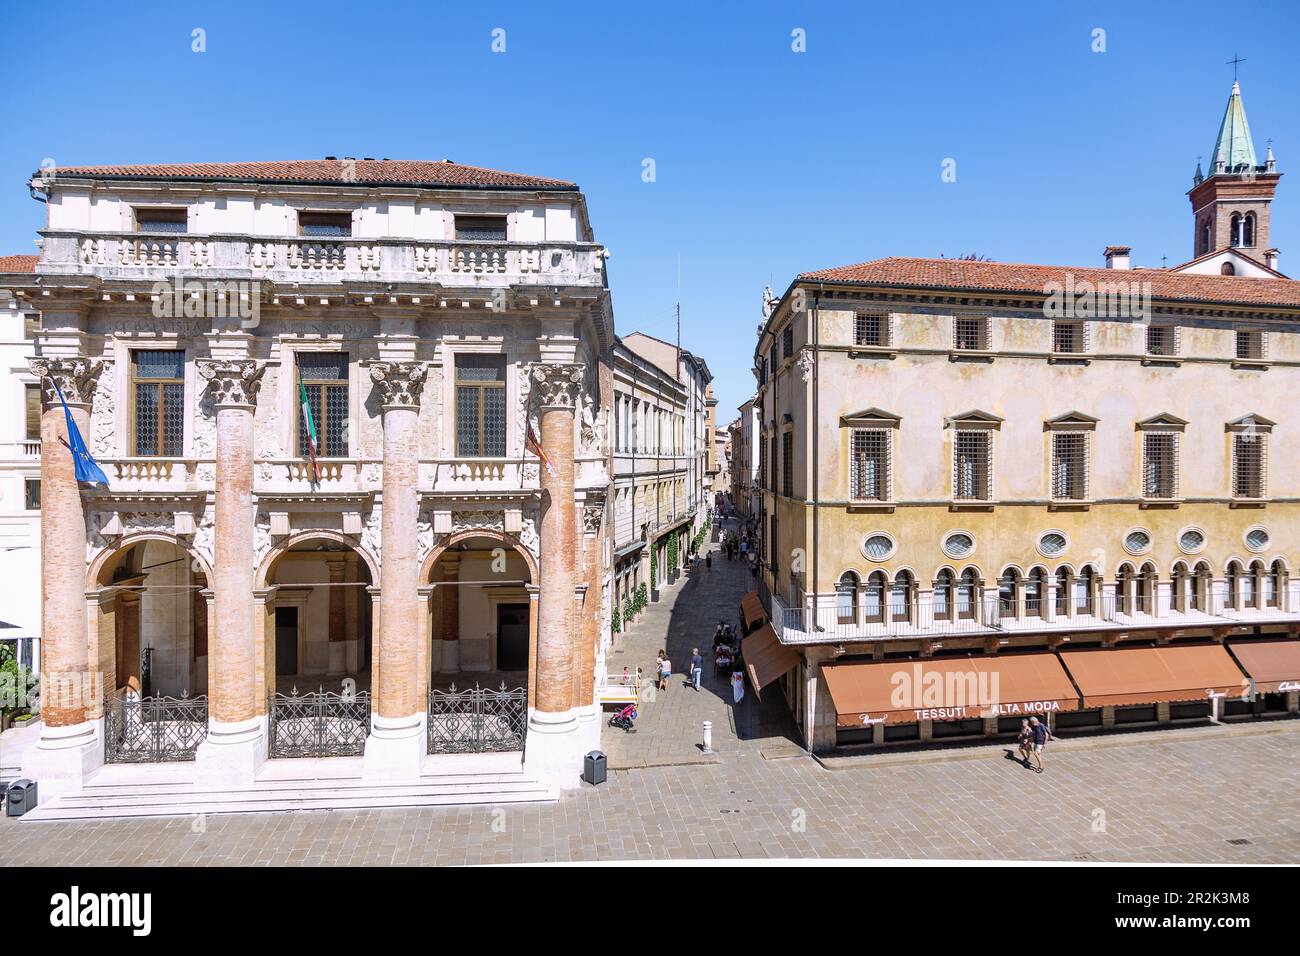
<box><xmin>781</xmin><ymin>430</ymin><xmax>794</xmax><ymax>498</ymax></box>
<box><xmin>1145</xmin><ymin>323</ymin><xmax>1179</xmax><ymax>357</ymax></box>
<box><xmin>849</xmin><ymin>429</ymin><xmax>891</xmax><ymax>501</ymax></box>
<box><xmin>134</xmin><ymin>207</ymin><xmax>187</xmax><ymax>233</ymax></box>
<box><xmin>1232</xmin><ymin>433</ymin><xmax>1267</xmax><ymax>498</ymax></box>
<box><xmin>1235</xmin><ymin>328</ymin><xmax>1267</xmax><ymax>361</ymax></box>
<box><xmin>953</xmin><ymin>431</ymin><xmax>992</xmax><ymax>500</ymax></box>
<box><xmin>1052</xmin><ymin>320</ymin><xmax>1086</xmax><ymax>354</ymax></box>
<box><xmin>297</xmin><ymin>352</ymin><xmax>350</xmax><ymax>458</ymax></box>
<box><xmin>454</xmin><ymin>215</ymin><xmax>507</xmax><ymax>241</ymax></box>
<box><xmin>953</xmin><ymin>315</ymin><xmax>988</xmax><ymax>351</ymax></box>
<box><xmin>298</xmin><ymin>211</ymin><xmax>353</xmax><ymax>237</ymax></box>
<box><xmin>1051</xmin><ymin>431</ymin><xmax>1089</xmax><ymax>500</ymax></box>
<box><xmin>1141</xmin><ymin>433</ymin><xmax>1178</xmax><ymax>499</ymax></box>
<box><xmin>131</xmin><ymin>350</ymin><xmax>185</xmax><ymax>457</ymax></box>
<box><xmin>782</xmin><ymin>324</ymin><xmax>795</xmax><ymax>360</ymax></box>
<box><xmin>853</xmin><ymin>312</ymin><xmax>889</xmax><ymax>348</ymax></box>
<box><xmin>455</xmin><ymin>354</ymin><xmax>507</xmax><ymax>457</ymax></box>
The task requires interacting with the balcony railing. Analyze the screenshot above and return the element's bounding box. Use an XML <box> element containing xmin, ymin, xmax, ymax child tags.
<box><xmin>0</xmin><ymin>440</ymin><xmax>40</xmax><ymax>460</ymax></box>
<box><xmin>41</xmin><ymin>231</ymin><xmax>606</xmax><ymax>288</ymax></box>
<box><xmin>424</xmin><ymin>458</ymin><xmax>538</xmax><ymax>495</ymax></box>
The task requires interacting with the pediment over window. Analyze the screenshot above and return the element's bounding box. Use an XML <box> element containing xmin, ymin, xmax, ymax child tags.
<box><xmin>1226</xmin><ymin>413</ymin><xmax>1275</xmax><ymax>432</ymax></box>
<box><xmin>1135</xmin><ymin>412</ymin><xmax>1188</xmax><ymax>430</ymax></box>
<box><xmin>1045</xmin><ymin>410</ymin><xmax>1099</xmax><ymax>430</ymax></box>
<box><xmin>944</xmin><ymin>409</ymin><xmax>1003</xmax><ymax>429</ymax></box>
<box><xmin>841</xmin><ymin>406</ymin><xmax>901</xmax><ymax>428</ymax></box>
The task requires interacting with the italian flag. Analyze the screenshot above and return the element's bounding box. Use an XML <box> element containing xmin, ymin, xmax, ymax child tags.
<box><xmin>299</xmin><ymin>378</ymin><xmax>320</xmax><ymax>483</ymax></box>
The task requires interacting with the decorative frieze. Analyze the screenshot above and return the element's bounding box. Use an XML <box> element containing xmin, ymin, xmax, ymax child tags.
<box><xmin>28</xmin><ymin>356</ymin><xmax>104</xmax><ymax>406</ymax></box>
<box><xmin>369</xmin><ymin>361</ymin><xmax>429</xmax><ymax>408</ymax></box>
<box><xmin>196</xmin><ymin>358</ymin><xmax>266</xmax><ymax>407</ymax></box>
<box><xmin>528</xmin><ymin>362</ymin><xmax>585</xmax><ymax>410</ymax></box>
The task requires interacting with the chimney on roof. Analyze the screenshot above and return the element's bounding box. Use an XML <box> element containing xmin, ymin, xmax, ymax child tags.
<box><xmin>1104</xmin><ymin>246</ymin><xmax>1132</xmax><ymax>270</ymax></box>
<box><xmin>1265</xmin><ymin>248</ymin><xmax>1280</xmax><ymax>271</ymax></box>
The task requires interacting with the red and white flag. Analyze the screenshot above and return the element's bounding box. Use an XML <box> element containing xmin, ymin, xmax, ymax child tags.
<box><xmin>526</xmin><ymin>421</ymin><xmax>557</xmax><ymax>479</ymax></box>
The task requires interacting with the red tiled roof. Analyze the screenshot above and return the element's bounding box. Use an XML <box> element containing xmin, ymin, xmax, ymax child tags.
<box><xmin>799</xmin><ymin>256</ymin><xmax>1300</xmax><ymax>309</ymax></box>
<box><xmin>40</xmin><ymin>159</ymin><xmax>576</xmax><ymax>190</ymax></box>
<box><xmin>0</xmin><ymin>255</ymin><xmax>37</xmax><ymax>274</ymax></box>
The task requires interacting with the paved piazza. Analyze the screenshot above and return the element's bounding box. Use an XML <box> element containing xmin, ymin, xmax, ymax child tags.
<box><xmin>2</xmin><ymin>522</ymin><xmax>1297</xmax><ymax>866</ymax></box>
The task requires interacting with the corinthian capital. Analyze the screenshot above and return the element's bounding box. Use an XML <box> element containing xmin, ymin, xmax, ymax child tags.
<box><xmin>196</xmin><ymin>358</ymin><xmax>266</xmax><ymax>407</ymax></box>
<box><xmin>369</xmin><ymin>361</ymin><xmax>428</xmax><ymax>408</ymax></box>
<box><xmin>528</xmin><ymin>362</ymin><xmax>585</xmax><ymax>411</ymax></box>
<box><xmin>28</xmin><ymin>356</ymin><xmax>103</xmax><ymax>406</ymax></box>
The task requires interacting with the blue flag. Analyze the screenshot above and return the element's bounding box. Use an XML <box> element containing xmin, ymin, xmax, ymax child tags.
<box><xmin>49</xmin><ymin>377</ymin><xmax>109</xmax><ymax>486</ymax></box>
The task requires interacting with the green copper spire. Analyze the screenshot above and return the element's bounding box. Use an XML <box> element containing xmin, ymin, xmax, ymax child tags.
<box><xmin>1212</xmin><ymin>81</ymin><xmax>1258</xmax><ymax>171</ymax></box>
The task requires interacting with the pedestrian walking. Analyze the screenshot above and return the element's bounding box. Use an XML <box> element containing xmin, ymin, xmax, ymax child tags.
<box><xmin>690</xmin><ymin>647</ymin><xmax>703</xmax><ymax>691</ymax></box>
<box><xmin>658</xmin><ymin>651</ymin><xmax>672</xmax><ymax>692</ymax></box>
<box><xmin>1029</xmin><ymin>716</ymin><xmax>1053</xmax><ymax>773</ymax></box>
<box><xmin>706</xmin><ymin>552</ymin><xmax>712</xmax><ymax>571</ymax></box>
<box><xmin>1016</xmin><ymin>718</ymin><xmax>1033</xmax><ymax>767</ymax></box>
<box><xmin>730</xmin><ymin>669</ymin><xmax>745</xmax><ymax>705</ymax></box>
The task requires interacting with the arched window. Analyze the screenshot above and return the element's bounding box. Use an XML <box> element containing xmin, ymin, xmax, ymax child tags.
<box><xmin>1230</xmin><ymin>213</ymin><xmax>1242</xmax><ymax>247</ymax></box>
<box><xmin>1199</xmin><ymin>218</ymin><xmax>1212</xmax><ymax>255</ymax></box>
<box><xmin>864</xmin><ymin>570</ymin><xmax>887</xmax><ymax>623</ymax></box>
<box><xmin>1115</xmin><ymin>564</ymin><xmax>1133</xmax><ymax>614</ymax></box>
<box><xmin>1137</xmin><ymin>562</ymin><xmax>1157</xmax><ymax>614</ymax></box>
<box><xmin>1246</xmin><ymin>560</ymin><xmax>1264</xmax><ymax>608</ymax></box>
<box><xmin>1268</xmin><ymin>560</ymin><xmax>1285</xmax><ymax>608</ymax></box>
<box><xmin>1243</xmin><ymin>212</ymin><xmax>1256</xmax><ymax>248</ymax></box>
<box><xmin>1075</xmin><ymin>566</ymin><xmax>1094</xmax><ymax>614</ymax></box>
<box><xmin>957</xmin><ymin>567</ymin><xmax>978</xmax><ymax>620</ymax></box>
<box><xmin>891</xmin><ymin>571</ymin><xmax>914</xmax><ymax>623</ymax></box>
<box><xmin>1171</xmin><ymin>562</ymin><xmax>1189</xmax><ymax>613</ymax></box>
<box><xmin>933</xmin><ymin>569</ymin><xmax>954</xmax><ymax>621</ymax></box>
<box><xmin>836</xmin><ymin>571</ymin><xmax>860</xmax><ymax>624</ymax></box>
<box><xmin>1225</xmin><ymin>561</ymin><xmax>1242</xmax><ymax>609</ymax></box>
<box><xmin>1193</xmin><ymin>561</ymin><xmax>1212</xmax><ymax>612</ymax></box>
<box><xmin>998</xmin><ymin>568</ymin><xmax>1020</xmax><ymax>619</ymax></box>
<box><xmin>1026</xmin><ymin>567</ymin><xmax>1046</xmax><ymax>617</ymax></box>
<box><xmin>1221</xmin><ymin>262</ymin><xmax>1236</xmax><ymax>275</ymax></box>
<box><xmin>1054</xmin><ymin>566</ymin><xmax>1071</xmax><ymax>615</ymax></box>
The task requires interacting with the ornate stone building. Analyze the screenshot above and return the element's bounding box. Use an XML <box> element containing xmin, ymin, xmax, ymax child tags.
<box><xmin>4</xmin><ymin>159</ymin><xmax>614</xmax><ymax>803</ymax></box>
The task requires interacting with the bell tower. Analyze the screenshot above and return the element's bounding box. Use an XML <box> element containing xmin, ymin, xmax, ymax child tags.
<box><xmin>1188</xmin><ymin>81</ymin><xmax>1280</xmax><ymax>262</ymax></box>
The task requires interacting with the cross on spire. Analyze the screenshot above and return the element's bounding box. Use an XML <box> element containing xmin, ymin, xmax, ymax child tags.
<box><xmin>1227</xmin><ymin>53</ymin><xmax>1246</xmax><ymax>82</ymax></box>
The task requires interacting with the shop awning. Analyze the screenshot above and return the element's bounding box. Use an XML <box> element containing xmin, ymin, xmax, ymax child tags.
<box><xmin>1228</xmin><ymin>640</ymin><xmax>1300</xmax><ymax>694</ymax></box>
<box><xmin>1059</xmin><ymin>644</ymin><xmax>1248</xmax><ymax>709</ymax></box>
<box><xmin>741</xmin><ymin>624</ymin><xmax>800</xmax><ymax>700</ymax></box>
<box><xmin>740</xmin><ymin>591</ymin><xmax>766</xmax><ymax>629</ymax></box>
<box><xmin>821</xmin><ymin>653</ymin><xmax>1080</xmax><ymax>728</ymax></box>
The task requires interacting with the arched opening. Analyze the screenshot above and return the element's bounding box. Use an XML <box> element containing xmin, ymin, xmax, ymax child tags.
<box><xmin>864</xmin><ymin>570</ymin><xmax>887</xmax><ymax>624</ymax></box>
<box><xmin>957</xmin><ymin>567</ymin><xmax>979</xmax><ymax>620</ymax></box>
<box><xmin>1193</xmin><ymin>561</ymin><xmax>1212</xmax><ymax>611</ymax></box>
<box><xmin>933</xmin><ymin>569</ymin><xmax>954</xmax><ymax>621</ymax></box>
<box><xmin>1225</xmin><ymin>561</ymin><xmax>1242</xmax><ymax>609</ymax></box>
<box><xmin>1137</xmin><ymin>562</ymin><xmax>1157</xmax><ymax>614</ymax></box>
<box><xmin>1054</xmin><ymin>566</ymin><xmax>1071</xmax><ymax>616</ymax></box>
<box><xmin>1074</xmin><ymin>565</ymin><xmax>1095</xmax><ymax>615</ymax></box>
<box><xmin>1245</xmin><ymin>560</ymin><xmax>1264</xmax><ymax>609</ymax></box>
<box><xmin>1267</xmin><ymin>560</ymin><xmax>1286</xmax><ymax>608</ymax></box>
<box><xmin>1221</xmin><ymin>262</ymin><xmax>1236</xmax><ymax>276</ymax></box>
<box><xmin>1115</xmin><ymin>563</ymin><xmax>1134</xmax><ymax>614</ymax></box>
<box><xmin>1026</xmin><ymin>567</ymin><xmax>1046</xmax><ymax>618</ymax></box>
<box><xmin>997</xmin><ymin>567</ymin><xmax>1020</xmax><ymax>619</ymax></box>
<box><xmin>1171</xmin><ymin>562</ymin><xmax>1189</xmax><ymax>613</ymax></box>
<box><xmin>1243</xmin><ymin>212</ymin><xmax>1256</xmax><ymax>248</ymax></box>
<box><xmin>890</xmin><ymin>571</ymin><xmax>914</xmax><ymax>623</ymax></box>
<box><xmin>1230</xmin><ymin>213</ymin><xmax>1242</xmax><ymax>248</ymax></box>
<box><xmin>836</xmin><ymin>571</ymin><xmax>860</xmax><ymax>625</ymax></box>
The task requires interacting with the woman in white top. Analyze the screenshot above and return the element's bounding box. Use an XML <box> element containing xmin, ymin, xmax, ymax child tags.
<box><xmin>731</xmin><ymin>670</ymin><xmax>745</xmax><ymax>705</ymax></box>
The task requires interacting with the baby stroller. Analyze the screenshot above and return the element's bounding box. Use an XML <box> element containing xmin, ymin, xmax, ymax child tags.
<box><xmin>609</xmin><ymin>703</ymin><xmax>637</xmax><ymax>732</ymax></box>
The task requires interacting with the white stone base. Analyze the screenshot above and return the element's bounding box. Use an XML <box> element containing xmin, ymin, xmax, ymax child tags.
<box><xmin>575</xmin><ymin>702</ymin><xmax>602</xmax><ymax>754</ymax></box>
<box><xmin>523</xmin><ymin>707</ymin><xmax>586</xmax><ymax>790</ymax></box>
<box><xmin>433</xmin><ymin>640</ymin><xmax>461</xmax><ymax>674</ymax></box>
<box><xmin>195</xmin><ymin>715</ymin><xmax>267</xmax><ymax>787</ymax></box>
<box><xmin>363</xmin><ymin>711</ymin><xmax>426</xmax><ymax>782</ymax></box>
<box><xmin>20</xmin><ymin>719</ymin><xmax>103</xmax><ymax>797</ymax></box>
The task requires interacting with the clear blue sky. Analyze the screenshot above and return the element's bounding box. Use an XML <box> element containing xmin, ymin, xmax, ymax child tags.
<box><xmin>2</xmin><ymin>1</ymin><xmax>1297</xmax><ymax>420</ymax></box>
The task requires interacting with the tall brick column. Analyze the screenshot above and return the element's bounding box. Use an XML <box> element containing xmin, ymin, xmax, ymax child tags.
<box><xmin>194</xmin><ymin>357</ymin><xmax>266</xmax><ymax>783</ymax></box>
<box><xmin>574</xmin><ymin>492</ymin><xmax>605</xmax><ymax>716</ymax></box>
<box><xmin>22</xmin><ymin>357</ymin><xmax>104</xmax><ymax>794</ymax></box>
<box><xmin>525</xmin><ymin>362</ymin><xmax>586</xmax><ymax>780</ymax></box>
<box><xmin>364</xmin><ymin>361</ymin><xmax>428</xmax><ymax>777</ymax></box>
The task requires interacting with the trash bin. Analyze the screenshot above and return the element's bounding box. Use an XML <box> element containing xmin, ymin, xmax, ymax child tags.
<box><xmin>583</xmin><ymin>750</ymin><xmax>607</xmax><ymax>786</ymax></box>
<box><xmin>6</xmin><ymin>778</ymin><xmax>37</xmax><ymax>817</ymax></box>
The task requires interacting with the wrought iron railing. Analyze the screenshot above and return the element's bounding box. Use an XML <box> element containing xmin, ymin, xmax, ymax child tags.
<box><xmin>268</xmin><ymin>689</ymin><xmax>371</xmax><ymax>758</ymax></box>
<box><xmin>104</xmin><ymin>692</ymin><xmax>208</xmax><ymax>763</ymax></box>
<box><xmin>427</xmin><ymin>683</ymin><xmax>526</xmax><ymax>754</ymax></box>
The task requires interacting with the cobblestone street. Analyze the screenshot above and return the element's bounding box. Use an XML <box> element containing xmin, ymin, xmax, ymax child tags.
<box><xmin>3</xmin><ymin>518</ymin><xmax>1298</xmax><ymax>865</ymax></box>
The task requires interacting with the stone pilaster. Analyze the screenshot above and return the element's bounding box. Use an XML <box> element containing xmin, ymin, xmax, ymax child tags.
<box><xmin>22</xmin><ymin>356</ymin><xmax>105</xmax><ymax>795</ymax></box>
<box><xmin>439</xmin><ymin>554</ymin><xmax>461</xmax><ymax>674</ymax></box>
<box><xmin>327</xmin><ymin>556</ymin><xmax>347</xmax><ymax>675</ymax></box>
<box><xmin>573</xmin><ymin>492</ymin><xmax>605</xmax><ymax>743</ymax></box>
<box><xmin>364</xmin><ymin>361</ymin><xmax>428</xmax><ymax>778</ymax></box>
<box><xmin>194</xmin><ymin>357</ymin><xmax>267</xmax><ymax>783</ymax></box>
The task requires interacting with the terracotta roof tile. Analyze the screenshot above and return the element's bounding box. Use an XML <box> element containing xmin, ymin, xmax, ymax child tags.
<box><xmin>0</xmin><ymin>255</ymin><xmax>37</xmax><ymax>274</ymax></box>
<box><xmin>41</xmin><ymin>159</ymin><xmax>576</xmax><ymax>190</ymax></box>
<box><xmin>799</xmin><ymin>256</ymin><xmax>1300</xmax><ymax>309</ymax></box>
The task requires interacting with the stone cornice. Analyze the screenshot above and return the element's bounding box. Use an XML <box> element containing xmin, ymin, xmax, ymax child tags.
<box><xmin>528</xmin><ymin>362</ymin><xmax>585</xmax><ymax>410</ymax></box>
<box><xmin>368</xmin><ymin>361</ymin><xmax>429</xmax><ymax>408</ymax></box>
<box><xmin>27</xmin><ymin>355</ymin><xmax>103</xmax><ymax>406</ymax></box>
<box><xmin>196</xmin><ymin>357</ymin><xmax>266</xmax><ymax>407</ymax></box>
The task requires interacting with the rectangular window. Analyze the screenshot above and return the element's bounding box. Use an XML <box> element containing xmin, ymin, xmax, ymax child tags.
<box><xmin>1052</xmin><ymin>320</ymin><xmax>1085</xmax><ymax>354</ymax></box>
<box><xmin>782</xmin><ymin>324</ymin><xmax>795</xmax><ymax>360</ymax></box>
<box><xmin>953</xmin><ymin>431</ymin><xmax>991</xmax><ymax>500</ymax></box>
<box><xmin>849</xmin><ymin>429</ymin><xmax>890</xmax><ymax>500</ymax></box>
<box><xmin>1146</xmin><ymin>324</ymin><xmax>1178</xmax><ymax>357</ymax></box>
<box><xmin>953</xmin><ymin>316</ymin><xmax>987</xmax><ymax>351</ymax></box>
<box><xmin>1232</xmin><ymin>434</ymin><xmax>1266</xmax><ymax>498</ymax></box>
<box><xmin>769</xmin><ymin>435</ymin><xmax>778</xmax><ymax>493</ymax></box>
<box><xmin>758</xmin><ymin>433</ymin><xmax>767</xmax><ymax>489</ymax></box>
<box><xmin>298</xmin><ymin>211</ymin><xmax>352</xmax><ymax>237</ymax></box>
<box><xmin>24</xmin><ymin>478</ymin><xmax>40</xmax><ymax>511</ymax></box>
<box><xmin>25</xmin><ymin>384</ymin><xmax>40</xmax><ymax>440</ymax></box>
<box><xmin>854</xmin><ymin>312</ymin><xmax>888</xmax><ymax>347</ymax></box>
<box><xmin>455</xmin><ymin>354</ymin><xmax>507</xmax><ymax>457</ymax></box>
<box><xmin>297</xmin><ymin>352</ymin><xmax>350</xmax><ymax>458</ymax></box>
<box><xmin>132</xmin><ymin>350</ymin><xmax>185</xmax><ymax>457</ymax></box>
<box><xmin>1141</xmin><ymin>432</ymin><xmax>1178</xmax><ymax>499</ymax></box>
<box><xmin>1051</xmin><ymin>432</ymin><xmax>1089</xmax><ymax>500</ymax></box>
<box><xmin>781</xmin><ymin>431</ymin><xmax>794</xmax><ymax>498</ymax></box>
<box><xmin>1235</xmin><ymin>329</ymin><xmax>1266</xmax><ymax>361</ymax></box>
<box><xmin>769</xmin><ymin>515</ymin><xmax>778</xmax><ymax>574</ymax></box>
<box><xmin>135</xmin><ymin>208</ymin><xmax>187</xmax><ymax>233</ymax></box>
<box><xmin>455</xmin><ymin>215</ymin><xmax>508</xmax><ymax>241</ymax></box>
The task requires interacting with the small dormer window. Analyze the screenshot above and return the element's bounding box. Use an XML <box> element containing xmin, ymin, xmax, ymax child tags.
<box><xmin>135</xmin><ymin>208</ymin><xmax>187</xmax><ymax>233</ymax></box>
<box><xmin>299</xmin><ymin>211</ymin><xmax>353</xmax><ymax>237</ymax></box>
<box><xmin>455</xmin><ymin>215</ymin><xmax>507</xmax><ymax>241</ymax></box>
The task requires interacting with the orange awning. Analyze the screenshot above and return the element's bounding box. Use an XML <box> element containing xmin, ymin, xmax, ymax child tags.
<box><xmin>740</xmin><ymin>591</ymin><xmax>766</xmax><ymax>629</ymax></box>
<box><xmin>1059</xmin><ymin>644</ymin><xmax>1249</xmax><ymax>709</ymax></box>
<box><xmin>741</xmin><ymin>623</ymin><xmax>800</xmax><ymax>700</ymax></box>
<box><xmin>1228</xmin><ymin>640</ymin><xmax>1300</xmax><ymax>694</ymax></box>
<box><xmin>821</xmin><ymin>653</ymin><xmax>1079</xmax><ymax>728</ymax></box>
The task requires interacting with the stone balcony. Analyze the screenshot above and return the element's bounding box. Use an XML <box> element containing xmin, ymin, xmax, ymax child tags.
<box><xmin>37</xmin><ymin>231</ymin><xmax>608</xmax><ymax>289</ymax></box>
